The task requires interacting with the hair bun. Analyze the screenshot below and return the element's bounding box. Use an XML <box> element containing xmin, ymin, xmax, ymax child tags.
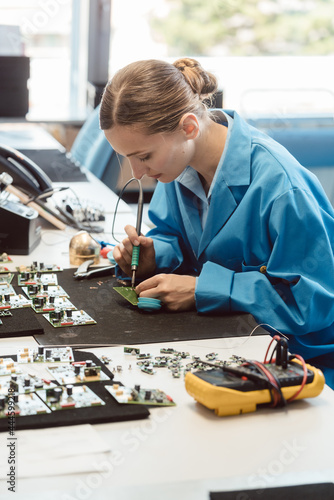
<box><xmin>173</xmin><ymin>58</ymin><xmax>217</xmax><ymax>98</ymax></box>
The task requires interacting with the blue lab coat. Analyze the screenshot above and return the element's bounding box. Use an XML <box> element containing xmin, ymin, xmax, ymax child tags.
<box><xmin>147</xmin><ymin>110</ymin><xmax>334</xmax><ymax>387</ymax></box>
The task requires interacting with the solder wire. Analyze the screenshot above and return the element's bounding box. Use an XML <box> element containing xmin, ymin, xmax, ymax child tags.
<box><xmin>111</xmin><ymin>178</ymin><xmax>143</xmax><ymax>244</ymax></box>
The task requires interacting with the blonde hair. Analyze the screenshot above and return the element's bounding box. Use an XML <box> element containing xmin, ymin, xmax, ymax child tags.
<box><xmin>99</xmin><ymin>58</ymin><xmax>218</xmax><ymax>134</ymax></box>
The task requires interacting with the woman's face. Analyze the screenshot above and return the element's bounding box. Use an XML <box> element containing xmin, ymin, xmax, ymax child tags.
<box><xmin>104</xmin><ymin>124</ymin><xmax>195</xmax><ymax>184</ymax></box>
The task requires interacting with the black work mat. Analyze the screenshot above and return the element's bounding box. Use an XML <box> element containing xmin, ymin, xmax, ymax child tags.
<box><xmin>0</xmin><ymin>350</ymin><xmax>149</xmax><ymax>432</ymax></box>
<box><xmin>0</xmin><ymin>307</ymin><xmax>44</xmax><ymax>339</ymax></box>
<box><xmin>29</xmin><ymin>268</ymin><xmax>267</xmax><ymax>347</ymax></box>
<box><xmin>20</xmin><ymin>149</ymin><xmax>88</xmax><ymax>182</ymax></box>
<box><xmin>210</xmin><ymin>483</ymin><xmax>334</xmax><ymax>500</ymax></box>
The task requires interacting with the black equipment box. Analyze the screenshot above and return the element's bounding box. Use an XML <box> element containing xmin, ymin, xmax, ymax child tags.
<box><xmin>0</xmin><ymin>200</ymin><xmax>41</xmax><ymax>254</ymax></box>
<box><xmin>0</xmin><ymin>56</ymin><xmax>30</xmax><ymax>117</ymax></box>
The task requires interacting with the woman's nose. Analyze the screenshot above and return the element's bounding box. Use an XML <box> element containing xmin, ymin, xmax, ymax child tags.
<box><xmin>129</xmin><ymin>159</ymin><xmax>146</xmax><ymax>180</ymax></box>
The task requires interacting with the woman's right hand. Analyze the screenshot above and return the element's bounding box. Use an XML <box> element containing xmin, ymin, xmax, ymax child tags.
<box><xmin>112</xmin><ymin>224</ymin><xmax>156</xmax><ymax>278</ymax></box>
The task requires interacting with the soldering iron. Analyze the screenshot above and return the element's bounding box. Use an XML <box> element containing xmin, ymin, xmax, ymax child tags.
<box><xmin>131</xmin><ymin>179</ymin><xmax>143</xmax><ymax>288</ymax></box>
<box><xmin>111</xmin><ymin>177</ymin><xmax>144</xmax><ymax>288</ymax></box>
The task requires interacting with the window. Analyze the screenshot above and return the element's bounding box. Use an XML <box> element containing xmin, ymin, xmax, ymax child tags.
<box><xmin>0</xmin><ymin>0</ymin><xmax>89</xmax><ymax>121</ymax></box>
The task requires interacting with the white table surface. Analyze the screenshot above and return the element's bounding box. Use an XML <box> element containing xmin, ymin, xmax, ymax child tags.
<box><xmin>0</xmin><ymin>140</ymin><xmax>333</xmax><ymax>499</ymax></box>
<box><xmin>0</xmin><ymin>336</ymin><xmax>333</xmax><ymax>499</ymax></box>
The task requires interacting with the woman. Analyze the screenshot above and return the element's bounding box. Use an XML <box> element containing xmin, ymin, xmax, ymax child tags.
<box><xmin>100</xmin><ymin>58</ymin><xmax>334</xmax><ymax>387</ymax></box>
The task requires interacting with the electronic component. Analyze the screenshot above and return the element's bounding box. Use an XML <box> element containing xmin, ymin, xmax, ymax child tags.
<box><xmin>16</xmin><ymin>262</ymin><xmax>63</xmax><ymax>274</ymax></box>
<box><xmin>0</xmin><ymin>293</ymin><xmax>31</xmax><ymax>310</ymax></box>
<box><xmin>0</xmin><ymin>253</ymin><xmax>12</xmax><ymax>264</ymax></box>
<box><xmin>43</xmin><ymin>309</ymin><xmax>96</xmax><ymax>328</ymax></box>
<box><xmin>97</xmin><ymin>355</ymin><xmax>111</xmax><ymax>365</ymax></box>
<box><xmin>0</xmin><ymin>283</ymin><xmax>16</xmax><ymax>297</ymax></box>
<box><xmin>136</xmin><ymin>353</ymin><xmax>151</xmax><ymax>360</ymax></box>
<box><xmin>124</xmin><ymin>347</ymin><xmax>140</xmax><ymax>355</ymax></box>
<box><xmin>17</xmin><ymin>346</ymin><xmax>74</xmax><ymax>363</ymax></box>
<box><xmin>0</xmin><ymin>392</ymin><xmax>51</xmax><ymax>418</ymax></box>
<box><xmin>18</xmin><ymin>272</ymin><xmax>58</xmax><ymax>287</ymax></box>
<box><xmin>47</xmin><ymin>362</ymin><xmax>110</xmax><ymax>385</ymax></box>
<box><xmin>0</xmin><ymin>373</ymin><xmax>55</xmax><ymax>395</ymax></box>
<box><xmin>0</xmin><ymin>273</ymin><xmax>14</xmax><ymax>284</ymax></box>
<box><xmin>31</xmin><ymin>295</ymin><xmax>76</xmax><ymax>314</ymax></box>
<box><xmin>139</xmin><ymin>365</ymin><xmax>156</xmax><ymax>375</ymax></box>
<box><xmin>0</xmin><ymin>358</ymin><xmax>22</xmax><ymax>376</ymax></box>
<box><xmin>152</xmin><ymin>356</ymin><xmax>171</xmax><ymax>368</ymax></box>
<box><xmin>38</xmin><ymin>385</ymin><xmax>105</xmax><ymax>411</ymax></box>
<box><xmin>106</xmin><ymin>383</ymin><xmax>175</xmax><ymax>407</ymax></box>
<box><xmin>0</xmin><ymin>309</ymin><xmax>12</xmax><ymax>317</ymax></box>
<box><xmin>60</xmin><ymin>196</ymin><xmax>105</xmax><ymax>223</ymax></box>
<box><xmin>21</xmin><ymin>284</ymin><xmax>69</xmax><ymax>299</ymax></box>
<box><xmin>160</xmin><ymin>348</ymin><xmax>176</xmax><ymax>354</ymax></box>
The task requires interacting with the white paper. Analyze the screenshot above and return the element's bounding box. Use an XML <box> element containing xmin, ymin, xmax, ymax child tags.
<box><xmin>0</xmin><ymin>424</ymin><xmax>112</xmax><ymax>478</ymax></box>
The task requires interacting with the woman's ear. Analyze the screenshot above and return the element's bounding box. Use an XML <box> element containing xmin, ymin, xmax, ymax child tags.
<box><xmin>179</xmin><ymin>113</ymin><xmax>200</xmax><ymax>140</ymax></box>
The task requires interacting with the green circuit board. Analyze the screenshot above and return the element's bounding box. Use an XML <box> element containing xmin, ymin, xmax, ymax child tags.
<box><xmin>113</xmin><ymin>287</ymin><xmax>138</xmax><ymax>305</ymax></box>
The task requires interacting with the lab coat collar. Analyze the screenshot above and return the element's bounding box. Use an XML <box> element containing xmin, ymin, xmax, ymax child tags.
<box><xmin>214</xmin><ymin>109</ymin><xmax>251</xmax><ymax>188</ymax></box>
<box><xmin>198</xmin><ymin>109</ymin><xmax>252</xmax><ymax>257</ymax></box>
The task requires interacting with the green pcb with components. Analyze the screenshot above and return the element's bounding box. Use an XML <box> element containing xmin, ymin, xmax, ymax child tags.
<box><xmin>113</xmin><ymin>287</ymin><xmax>138</xmax><ymax>306</ymax></box>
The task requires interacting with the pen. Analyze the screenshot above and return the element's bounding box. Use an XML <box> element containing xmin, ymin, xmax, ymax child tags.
<box><xmin>131</xmin><ymin>180</ymin><xmax>143</xmax><ymax>288</ymax></box>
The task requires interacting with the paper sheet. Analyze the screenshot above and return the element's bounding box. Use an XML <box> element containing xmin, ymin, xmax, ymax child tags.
<box><xmin>0</xmin><ymin>424</ymin><xmax>112</xmax><ymax>478</ymax></box>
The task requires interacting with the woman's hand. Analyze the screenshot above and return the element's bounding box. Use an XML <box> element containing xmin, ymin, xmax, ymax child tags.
<box><xmin>112</xmin><ymin>225</ymin><xmax>156</xmax><ymax>278</ymax></box>
<box><xmin>136</xmin><ymin>274</ymin><xmax>196</xmax><ymax>312</ymax></box>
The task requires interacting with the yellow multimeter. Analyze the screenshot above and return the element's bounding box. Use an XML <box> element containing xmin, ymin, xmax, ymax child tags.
<box><xmin>185</xmin><ymin>359</ymin><xmax>325</xmax><ymax>417</ymax></box>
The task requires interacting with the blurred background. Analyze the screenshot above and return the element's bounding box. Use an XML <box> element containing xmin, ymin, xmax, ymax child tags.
<box><xmin>0</xmin><ymin>0</ymin><xmax>333</xmax><ymax>207</ymax></box>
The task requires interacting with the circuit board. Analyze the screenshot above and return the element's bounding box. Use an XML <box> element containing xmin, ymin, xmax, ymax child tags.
<box><xmin>21</xmin><ymin>284</ymin><xmax>69</xmax><ymax>299</ymax></box>
<box><xmin>18</xmin><ymin>272</ymin><xmax>58</xmax><ymax>287</ymax></box>
<box><xmin>17</xmin><ymin>347</ymin><xmax>74</xmax><ymax>363</ymax></box>
<box><xmin>0</xmin><ymin>273</ymin><xmax>14</xmax><ymax>284</ymax></box>
<box><xmin>47</xmin><ymin>363</ymin><xmax>110</xmax><ymax>385</ymax></box>
<box><xmin>124</xmin><ymin>347</ymin><xmax>140</xmax><ymax>355</ymax></box>
<box><xmin>16</xmin><ymin>263</ymin><xmax>63</xmax><ymax>274</ymax></box>
<box><xmin>0</xmin><ymin>373</ymin><xmax>56</xmax><ymax>395</ymax></box>
<box><xmin>38</xmin><ymin>385</ymin><xmax>105</xmax><ymax>411</ymax></box>
<box><xmin>0</xmin><ymin>358</ymin><xmax>22</xmax><ymax>376</ymax></box>
<box><xmin>0</xmin><ymin>293</ymin><xmax>31</xmax><ymax>310</ymax></box>
<box><xmin>0</xmin><ymin>349</ymin><xmax>152</xmax><ymax>431</ymax></box>
<box><xmin>0</xmin><ymin>283</ymin><xmax>16</xmax><ymax>296</ymax></box>
<box><xmin>0</xmin><ymin>392</ymin><xmax>51</xmax><ymax>418</ymax></box>
<box><xmin>113</xmin><ymin>286</ymin><xmax>138</xmax><ymax>305</ymax></box>
<box><xmin>106</xmin><ymin>383</ymin><xmax>176</xmax><ymax>406</ymax></box>
<box><xmin>31</xmin><ymin>296</ymin><xmax>76</xmax><ymax>313</ymax></box>
<box><xmin>0</xmin><ymin>253</ymin><xmax>12</xmax><ymax>264</ymax></box>
<box><xmin>0</xmin><ymin>310</ymin><xmax>12</xmax><ymax>317</ymax></box>
<box><xmin>43</xmin><ymin>309</ymin><xmax>96</xmax><ymax>328</ymax></box>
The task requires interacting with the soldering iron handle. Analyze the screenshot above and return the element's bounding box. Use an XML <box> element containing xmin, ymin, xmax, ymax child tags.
<box><xmin>131</xmin><ymin>245</ymin><xmax>140</xmax><ymax>270</ymax></box>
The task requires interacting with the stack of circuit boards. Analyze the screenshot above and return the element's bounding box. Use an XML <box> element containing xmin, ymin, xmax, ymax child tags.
<box><xmin>0</xmin><ymin>347</ymin><xmax>152</xmax><ymax>430</ymax></box>
<box><xmin>0</xmin><ymin>261</ymin><xmax>96</xmax><ymax>328</ymax></box>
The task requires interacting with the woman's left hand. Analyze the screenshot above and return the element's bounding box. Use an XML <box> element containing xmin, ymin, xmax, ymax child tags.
<box><xmin>136</xmin><ymin>274</ymin><xmax>196</xmax><ymax>312</ymax></box>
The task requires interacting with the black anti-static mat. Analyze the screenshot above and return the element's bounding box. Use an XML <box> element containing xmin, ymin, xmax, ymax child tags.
<box><xmin>20</xmin><ymin>149</ymin><xmax>88</xmax><ymax>182</ymax></box>
<box><xmin>0</xmin><ymin>350</ymin><xmax>149</xmax><ymax>432</ymax></box>
<box><xmin>30</xmin><ymin>268</ymin><xmax>267</xmax><ymax>347</ymax></box>
<box><xmin>0</xmin><ymin>307</ymin><xmax>44</xmax><ymax>339</ymax></box>
<box><xmin>209</xmin><ymin>483</ymin><xmax>334</xmax><ymax>500</ymax></box>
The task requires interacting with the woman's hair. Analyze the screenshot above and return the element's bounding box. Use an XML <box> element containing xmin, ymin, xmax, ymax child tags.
<box><xmin>99</xmin><ymin>58</ymin><xmax>218</xmax><ymax>134</ymax></box>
